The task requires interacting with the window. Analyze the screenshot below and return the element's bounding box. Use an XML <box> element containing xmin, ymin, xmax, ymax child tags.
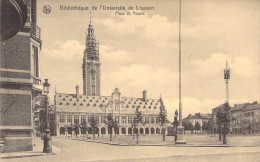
<box><xmin>151</xmin><ymin>117</ymin><xmax>155</xmax><ymax>124</ymax></box>
<box><xmin>74</xmin><ymin>114</ymin><xmax>79</xmax><ymax>124</ymax></box>
<box><xmin>115</xmin><ymin>116</ymin><xmax>119</xmax><ymax>123</ymax></box>
<box><xmin>128</xmin><ymin>116</ymin><xmax>132</xmax><ymax>124</ymax></box>
<box><xmin>88</xmin><ymin>115</ymin><xmax>92</xmax><ymax>123</ymax></box>
<box><xmin>101</xmin><ymin>116</ymin><xmax>106</xmax><ymax>123</ymax></box>
<box><xmin>81</xmin><ymin>115</ymin><xmax>86</xmax><ymax>123</ymax></box>
<box><xmin>156</xmin><ymin>117</ymin><xmax>159</xmax><ymax>124</ymax></box>
<box><xmin>59</xmin><ymin>114</ymin><xmax>65</xmax><ymax>123</ymax></box>
<box><xmin>145</xmin><ymin>117</ymin><xmax>149</xmax><ymax>124</ymax></box>
<box><xmin>67</xmin><ymin>114</ymin><xmax>72</xmax><ymax>123</ymax></box>
<box><xmin>92</xmin><ymin>85</ymin><xmax>95</xmax><ymax>88</ymax></box>
<box><xmin>95</xmin><ymin>115</ymin><xmax>99</xmax><ymax>123</ymax></box>
<box><xmin>121</xmin><ymin>116</ymin><xmax>126</xmax><ymax>124</ymax></box>
<box><xmin>33</xmin><ymin>45</ymin><xmax>39</xmax><ymax>77</ymax></box>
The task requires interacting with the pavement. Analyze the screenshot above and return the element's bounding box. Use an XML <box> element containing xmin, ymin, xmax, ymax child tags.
<box><xmin>0</xmin><ymin>137</ymin><xmax>61</xmax><ymax>159</ymax></box>
<box><xmin>1</xmin><ymin>134</ymin><xmax>260</xmax><ymax>160</ymax></box>
<box><xmin>60</xmin><ymin>133</ymin><xmax>260</xmax><ymax>147</ymax></box>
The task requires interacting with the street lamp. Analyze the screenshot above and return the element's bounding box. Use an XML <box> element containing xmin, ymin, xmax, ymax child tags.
<box><xmin>42</xmin><ymin>79</ymin><xmax>52</xmax><ymax>153</ymax></box>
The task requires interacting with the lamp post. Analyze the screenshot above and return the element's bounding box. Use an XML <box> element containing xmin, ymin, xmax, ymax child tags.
<box><xmin>42</xmin><ymin>79</ymin><xmax>52</xmax><ymax>153</ymax></box>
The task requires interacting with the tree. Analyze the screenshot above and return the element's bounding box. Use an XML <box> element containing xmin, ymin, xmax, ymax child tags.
<box><xmin>113</xmin><ymin>121</ymin><xmax>119</xmax><ymax>138</ymax></box>
<box><xmin>216</xmin><ymin>103</ymin><xmax>231</xmax><ymax>144</ymax></box>
<box><xmin>106</xmin><ymin>113</ymin><xmax>114</xmax><ymax>141</ymax></box>
<box><xmin>74</xmin><ymin>121</ymin><xmax>79</xmax><ymax>138</ymax></box>
<box><xmin>90</xmin><ymin>115</ymin><xmax>97</xmax><ymax>140</ymax></box>
<box><xmin>80</xmin><ymin>120</ymin><xmax>87</xmax><ymax>138</ymax></box>
<box><xmin>207</xmin><ymin>121</ymin><xmax>212</xmax><ymax>133</ymax></box>
<box><xmin>188</xmin><ymin>122</ymin><xmax>194</xmax><ymax>133</ymax></box>
<box><xmin>134</xmin><ymin>108</ymin><xmax>143</xmax><ymax>144</ymax></box>
<box><xmin>159</xmin><ymin>107</ymin><xmax>167</xmax><ymax>141</ymax></box>
<box><xmin>195</xmin><ymin>122</ymin><xmax>201</xmax><ymax>133</ymax></box>
<box><xmin>202</xmin><ymin>122</ymin><xmax>207</xmax><ymax>132</ymax></box>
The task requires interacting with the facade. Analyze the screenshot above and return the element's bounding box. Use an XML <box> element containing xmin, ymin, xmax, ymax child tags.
<box><xmin>183</xmin><ymin>113</ymin><xmax>211</xmax><ymax>131</ymax></box>
<box><xmin>231</xmin><ymin>102</ymin><xmax>260</xmax><ymax>134</ymax></box>
<box><xmin>0</xmin><ymin>0</ymin><xmax>42</xmax><ymax>152</ymax></box>
<box><xmin>53</xmin><ymin>19</ymin><xmax>167</xmax><ymax>136</ymax></box>
<box><xmin>55</xmin><ymin>87</ymin><xmax>166</xmax><ymax>136</ymax></box>
<box><xmin>82</xmin><ymin>20</ymin><xmax>101</xmax><ymax>96</ymax></box>
<box><xmin>211</xmin><ymin>104</ymin><xmax>224</xmax><ymax>133</ymax></box>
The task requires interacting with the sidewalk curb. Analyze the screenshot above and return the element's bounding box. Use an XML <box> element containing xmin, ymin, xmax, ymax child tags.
<box><xmin>65</xmin><ymin>137</ymin><xmax>257</xmax><ymax>147</ymax></box>
<box><xmin>0</xmin><ymin>145</ymin><xmax>61</xmax><ymax>159</ymax></box>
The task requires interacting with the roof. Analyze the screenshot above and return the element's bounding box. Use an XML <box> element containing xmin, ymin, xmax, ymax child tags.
<box><xmin>55</xmin><ymin>93</ymin><xmax>164</xmax><ymax>114</ymax></box>
<box><xmin>184</xmin><ymin>113</ymin><xmax>211</xmax><ymax>120</ymax></box>
<box><xmin>243</xmin><ymin>103</ymin><xmax>260</xmax><ymax>111</ymax></box>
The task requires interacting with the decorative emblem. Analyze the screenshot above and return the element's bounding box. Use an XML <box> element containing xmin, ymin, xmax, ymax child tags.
<box><xmin>43</xmin><ymin>5</ymin><xmax>51</xmax><ymax>14</ymax></box>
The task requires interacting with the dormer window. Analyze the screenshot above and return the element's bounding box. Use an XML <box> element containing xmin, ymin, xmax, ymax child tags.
<box><xmin>90</xmin><ymin>100</ymin><xmax>92</xmax><ymax>102</ymax></box>
<box><xmin>63</xmin><ymin>98</ymin><xmax>65</xmax><ymax>101</ymax></box>
<box><xmin>76</xmin><ymin>99</ymin><xmax>79</xmax><ymax>101</ymax></box>
<box><xmin>80</xmin><ymin>103</ymin><xmax>83</xmax><ymax>106</ymax></box>
<box><xmin>126</xmin><ymin>105</ymin><xmax>129</xmax><ymax>108</ymax></box>
<box><xmin>149</xmin><ymin>106</ymin><xmax>151</xmax><ymax>109</ymax></box>
<box><xmin>70</xmin><ymin>99</ymin><xmax>72</xmax><ymax>101</ymax></box>
<box><xmin>96</xmin><ymin>100</ymin><xmax>99</xmax><ymax>102</ymax></box>
<box><xmin>102</xmin><ymin>100</ymin><xmax>105</xmax><ymax>103</ymax></box>
<box><xmin>93</xmin><ymin>103</ymin><xmax>96</xmax><ymax>107</ymax></box>
<box><xmin>67</xmin><ymin>102</ymin><xmax>69</xmax><ymax>105</ymax></box>
<box><xmin>59</xmin><ymin>102</ymin><xmax>62</xmax><ymax>105</ymax></box>
<box><xmin>59</xmin><ymin>95</ymin><xmax>62</xmax><ymax>97</ymax></box>
<box><xmin>143</xmin><ymin>106</ymin><xmax>146</xmax><ymax>108</ymax></box>
<box><xmin>73</xmin><ymin>103</ymin><xmax>76</xmax><ymax>106</ymax></box>
<box><xmin>83</xmin><ymin>99</ymin><xmax>86</xmax><ymax>102</ymax></box>
<box><xmin>87</xmin><ymin>103</ymin><xmax>90</xmax><ymax>106</ymax></box>
<box><xmin>132</xmin><ymin>105</ymin><xmax>135</xmax><ymax>108</ymax></box>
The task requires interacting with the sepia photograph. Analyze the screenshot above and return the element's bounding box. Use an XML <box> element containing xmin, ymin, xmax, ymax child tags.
<box><xmin>0</xmin><ymin>0</ymin><xmax>260</xmax><ymax>161</ymax></box>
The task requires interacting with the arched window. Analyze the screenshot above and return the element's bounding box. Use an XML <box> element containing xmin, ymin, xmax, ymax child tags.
<box><xmin>156</xmin><ymin>128</ymin><xmax>160</xmax><ymax>134</ymax></box>
<box><xmin>151</xmin><ymin>128</ymin><xmax>155</xmax><ymax>134</ymax></box>
<box><xmin>101</xmin><ymin>127</ymin><xmax>106</xmax><ymax>134</ymax></box>
<box><xmin>145</xmin><ymin>128</ymin><xmax>149</xmax><ymax>134</ymax></box>
<box><xmin>121</xmin><ymin>127</ymin><xmax>126</xmax><ymax>134</ymax></box>
<box><xmin>140</xmin><ymin>128</ymin><xmax>144</xmax><ymax>134</ymax></box>
<box><xmin>128</xmin><ymin>128</ymin><xmax>132</xmax><ymax>135</ymax></box>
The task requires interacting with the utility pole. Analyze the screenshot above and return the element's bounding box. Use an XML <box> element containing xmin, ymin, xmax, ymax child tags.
<box><xmin>175</xmin><ymin>0</ymin><xmax>186</xmax><ymax>144</ymax></box>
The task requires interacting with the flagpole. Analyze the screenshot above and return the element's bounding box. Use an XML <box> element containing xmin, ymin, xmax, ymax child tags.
<box><xmin>176</xmin><ymin>0</ymin><xmax>186</xmax><ymax>144</ymax></box>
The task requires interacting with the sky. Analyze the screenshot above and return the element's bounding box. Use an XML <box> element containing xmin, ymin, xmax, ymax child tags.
<box><xmin>37</xmin><ymin>0</ymin><xmax>260</xmax><ymax>122</ymax></box>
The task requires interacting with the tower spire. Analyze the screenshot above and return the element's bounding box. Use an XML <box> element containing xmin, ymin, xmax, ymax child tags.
<box><xmin>90</xmin><ymin>11</ymin><xmax>92</xmax><ymax>25</ymax></box>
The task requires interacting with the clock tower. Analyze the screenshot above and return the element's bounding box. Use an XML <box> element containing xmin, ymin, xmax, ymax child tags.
<box><xmin>82</xmin><ymin>17</ymin><xmax>101</xmax><ymax>96</ymax></box>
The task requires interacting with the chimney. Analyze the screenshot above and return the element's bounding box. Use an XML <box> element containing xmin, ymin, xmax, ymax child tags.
<box><xmin>143</xmin><ymin>90</ymin><xmax>147</xmax><ymax>102</ymax></box>
<box><xmin>76</xmin><ymin>85</ymin><xmax>79</xmax><ymax>99</ymax></box>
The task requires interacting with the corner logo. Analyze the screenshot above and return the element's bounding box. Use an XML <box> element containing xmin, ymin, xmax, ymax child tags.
<box><xmin>43</xmin><ymin>5</ymin><xmax>51</xmax><ymax>14</ymax></box>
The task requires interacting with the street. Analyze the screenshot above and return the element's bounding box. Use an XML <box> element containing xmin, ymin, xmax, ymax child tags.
<box><xmin>2</xmin><ymin>135</ymin><xmax>260</xmax><ymax>162</ymax></box>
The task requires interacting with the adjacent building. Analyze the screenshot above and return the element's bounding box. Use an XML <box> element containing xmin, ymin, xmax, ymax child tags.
<box><xmin>231</xmin><ymin>102</ymin><xmax>260</xmax><ymax>134</ymax></box>
<box><xmin>0</xmin><ymin>0</ymin><xmax>42</xmax><ymax>152</ymax></box>
<box><xmin>183</xmin><ymin>113</ymin><xmax>211</xmax><ymax>131</ymax></box>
